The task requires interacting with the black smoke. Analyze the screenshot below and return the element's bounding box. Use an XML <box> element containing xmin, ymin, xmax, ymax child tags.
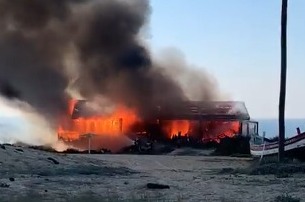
<box><xmin>0</xmin><ymin>80</ymin><xmax>20</xmax><ymax>99</ymax></box>
<box><xmin>71</xmin><ymin>0</ymin><xmax>188</xmax><ymax>118</ymax></box>
<box><xmin>0</xmin><ymin>0</ymin><xmax>221</xmax><ymax>123</ymax></box>
<box><xmin>0</xmin><ymin>0</ymin><xmax>81</xmax><ymax>122</ymax></box>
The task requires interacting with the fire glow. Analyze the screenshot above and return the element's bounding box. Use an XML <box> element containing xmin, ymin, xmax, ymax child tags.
<box><xmin>58</xmin><ymin>100</ymin><xmax>140</xmax><ymax>142</ymax></box>
<box><xmin>162</xmin><ymin>120</ymin><xmax>240</xmax><ymax>143</ymax></box>
<box><xmin>58</xmin><ymin>100</ymin><xmax>241</xmax><ymax>147</ymax></box>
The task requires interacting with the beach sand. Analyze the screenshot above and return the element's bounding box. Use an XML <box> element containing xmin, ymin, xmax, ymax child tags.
<box><xmin>0</xmin><ymin>145</ymin><xmax>304</xmax><ymax>202</ymax></box>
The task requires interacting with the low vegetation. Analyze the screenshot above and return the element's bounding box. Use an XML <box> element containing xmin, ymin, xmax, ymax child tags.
<box><xmin>274</xmin><ymin>194</ymin><xmax>300</xmax><ymax>202</ymax></box>
<box><xmin>217</xmin><ymin>157</ymin><xmax>305</xmax><ymax>178</ymax></box>
<box><xmin>249</xmin><ymin>162</ymin><xmax>305</xmax><ymax>175</ymax></box>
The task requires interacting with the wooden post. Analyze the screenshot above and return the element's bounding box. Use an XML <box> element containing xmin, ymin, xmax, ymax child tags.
<box><xmin>88</xmin><ymin>134</ymin><xmax>92</xmax><ymax>154</ymax></box>
<box><xmin>260</xmin><ymin>131</ymin><xmax>266</xmax><ymax>163</ymax></box>
<box><xmin>278</xmin><ymin>0</ymin><xmax>288</xmax><ymax>162</ymax></box>
<box><xmin>297</xmin><ymin>127</ymin><xmax>301</xmax><ymax>135</ymax></box>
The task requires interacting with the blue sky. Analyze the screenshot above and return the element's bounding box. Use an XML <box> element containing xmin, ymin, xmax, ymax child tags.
<box><xmin>150</xmin><ymin>0</ymin><xmax>305</xmax><ymax>118</ymax></box>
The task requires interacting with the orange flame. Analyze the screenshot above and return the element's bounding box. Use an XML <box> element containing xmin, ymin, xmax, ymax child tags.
<box><xmin>162</xmin><ymin>120</ymin><xmax>194</xmax><ymax>138</ymax></box>
<box><xmin>163</xmin><ymin>120</ymin><xmax>240</xmax><ymax>142</ymax></box>
<box><xmin>58</xmin><ymin>100</ymin><xmax>241</xmax><ymax>145</ymax></box>
<box><xmin>58</xmin><ymin>101</ymin><xmax>140</xmax><ymax>141</ymax></box>
<box><xmin>202</xmin><ymin>121</ymin><xmax>240</xmax><ymax>143</ymax></box>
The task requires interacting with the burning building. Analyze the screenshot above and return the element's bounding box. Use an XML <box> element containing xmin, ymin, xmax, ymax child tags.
<box><xmin>58</xmin><ymin>100</ymin><xmax>258</xmax><ymax>151</ymax></box>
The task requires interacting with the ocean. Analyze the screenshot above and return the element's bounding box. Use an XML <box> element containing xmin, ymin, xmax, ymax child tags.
<box><xmin>256</xmin><ymin>118</ymin><xmax>305</xmax><ymax>138</ymax></box>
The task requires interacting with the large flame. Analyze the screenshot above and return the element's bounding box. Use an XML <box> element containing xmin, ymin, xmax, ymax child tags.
<box><xmin>58</xmin><ymin>100</ymin><xmax>241</xmax><ymax>150</ymax></box>
<box><xmin>162</xmin><ymin>120</ymin><xmax>195</xmax><ymax>138</ymax></box>
<box><xmin>201</xmin><ymin>121</ymin><xmax>240</xmax><ymax>143</ymax></box>
<box><xmin>58</xmin><ymin>100</ymin><xmax>140</xmax><ymax>142</ymax></box>
<box><xmin>162</xmin><ymin>120</ymin><xmax>240</xmax><ymax>143</ymax></box>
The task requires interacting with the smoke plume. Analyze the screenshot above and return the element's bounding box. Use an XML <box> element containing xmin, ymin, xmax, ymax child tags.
<box><xmin>0</xmin><ymin>0</ymin><xmax>224</xmax><ymax>142</ymax></box>
<box><xmin>0</xmin><ymin>97</ymin><xmax>68</xmax><ymax>151</ymax></box>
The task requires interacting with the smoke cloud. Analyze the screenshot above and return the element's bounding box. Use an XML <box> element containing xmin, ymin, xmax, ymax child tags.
<box><xmin>0</xmin><ymin>97</ymin><xmax>68</xmax><ymax>151</ymax></box>
<box><xmin>0</xmin><ymin>0</ymin><xmax>225</xmax><ymax>147</ymax></box>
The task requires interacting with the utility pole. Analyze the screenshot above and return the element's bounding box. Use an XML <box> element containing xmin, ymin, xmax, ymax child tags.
<box><xmin>278</xmin><ymin>0</ymin><xmax>288</xmax><ymax>162</ymax></box>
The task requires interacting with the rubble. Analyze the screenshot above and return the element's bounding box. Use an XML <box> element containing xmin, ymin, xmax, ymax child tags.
<box><xmin>47</xmin><ymin>157</ymin><xmax>59</xmax><ymax>165</ymax></box>
<box><xmin>15</xmin><ymin>148</ymin><xmax>24</xmax><ymax>153</ymax></box>
<box><xmin>146</xmin><ymin>183</ymin><xmax>170</xmax><ymax>189</ymax></box>
<box><xmin>213</xmin><ymin>136</ymin><xmax>251</xmax><ymax>156</ymax></box>
<box><xmin>0</xmin><ymin>183</ymin><xmax>9</xmax><ymax>188</ymax></box>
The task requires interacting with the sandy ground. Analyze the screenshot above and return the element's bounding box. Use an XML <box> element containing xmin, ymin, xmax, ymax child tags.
<box><xmin>0</xmin><ymin>145</ymin><xmax>305</xmax><ymax>202</ymax></box>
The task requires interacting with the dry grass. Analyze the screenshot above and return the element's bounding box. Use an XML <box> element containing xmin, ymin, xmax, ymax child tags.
<box><xmin>274</xmin><ymin>194</ymin><xmax>300</xmax><ymax>202</ymax></box>
<box><xmin>218</xmin><ymin>157</ymin><xmax>305</xmax><ymax>178</ymax></box>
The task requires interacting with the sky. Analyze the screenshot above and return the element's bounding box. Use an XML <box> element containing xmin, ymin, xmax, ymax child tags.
<box><xmin>150</xmin><ymin>0</ymin><xmax>305</xmax><ymax>118</ymax></box>
<box><xmin>0</xmin><ymin>1</ymin><xmax>304</xmax><ymax>119</ymax></box>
